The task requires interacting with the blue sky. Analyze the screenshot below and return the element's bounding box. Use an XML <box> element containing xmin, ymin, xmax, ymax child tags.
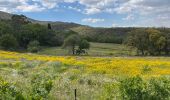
<box><xmin>0</xmin><ymin>0</ymin><xmax>170</xmax><ymax>27</ymax></box>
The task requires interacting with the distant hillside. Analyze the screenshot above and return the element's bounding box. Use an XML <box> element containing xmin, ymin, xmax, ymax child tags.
<box><xmin>0</xmin><ymin>11</ymin><xmax>130</xmax><ymax>43</ymax></box>
<box><xmin>2</xmin><ymin>11</ymin><xmax>169</xmax><ymax>44</ymax></box>
<box><xmin>0</xmin><ymin>11</ymin><xmax>13</xmax><ymax>20</ymax></box>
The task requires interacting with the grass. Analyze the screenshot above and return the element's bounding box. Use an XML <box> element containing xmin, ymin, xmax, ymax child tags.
<box><xmin>38</xmin><ymin>42</ymin><xmax>136</xmax><ymax>56</ymax></box>
<box><xmin>0</xmin><ymin>50</ymin><xmax>170</xmax><ymax>99</ymax></box>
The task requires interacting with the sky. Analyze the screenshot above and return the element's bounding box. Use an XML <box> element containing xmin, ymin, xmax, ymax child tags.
<box><xmin>0</xmin><ymin>0</ymin><xmax>170</xmax><ymax>27</ymax></box>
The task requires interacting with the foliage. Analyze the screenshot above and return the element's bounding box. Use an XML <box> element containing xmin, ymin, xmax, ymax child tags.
<box><xmin>0</xmin><ymin>34</ymin><xmax>18</xmax><ymax>50</ymax></box>
<box><xmin>31</xmin><ymin>74</ymin><xmax>53</xmax><ymax>99</ymax></box>
<box><xmin>125</xmin><ymin>28</ymin><xmax>170</xmax><ymax>56</ymax></box>
<box><xmin>63</xmin><ymin>34</ymin><xmax>81</xmax><ymax>54</ymax></box>
<box><xmin>27</xmin><ymin>40</ymin><xmax>40</xmax><ymax>53</ymax></box>
<box><xmin>0</xmin><ymin>15</ymin><xmax>71</xmax><ymax>51</ymax></box>
<box><xmin>0</xmin><ymin>77</ymin><xmax>25</xmax><ymax>100</ymax></box>
<box><xmin>79</xmin><ymin>39</ymin><xmax>90</xmax><ymax>50</ymax></box>
<box><xmin>120</xmin><ymin>76</ymin><xmax>170</xmax><ymax>100</ymax></box>
<box><xmin>0</xmin><ymin>50</ymin><xmax>170</xmax><ymax>99</ymax></box>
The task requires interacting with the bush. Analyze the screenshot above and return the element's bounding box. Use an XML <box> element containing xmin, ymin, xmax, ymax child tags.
<box><xmin>0</xmin><ymin>77</ymin><xmax>25</xmax><ymax>100</ymax></box>
<box><xmin>120</xmin><ymin>76</ymin><xmax>170</xmax><ymax>100</ymax></box>
<box><xmin>31</xmin><ymin>74</ymin><xmax>53</xmax><ymax>99</ymax></box>
<box><xmin>0</xmin><ymin>34</ymin><xmax>18</xmax><ymax>50</ymax></box>
<box><xmin>27</xmin><ymin>40</ymin><xmax>40</xmax><ymax>53</ymax></box>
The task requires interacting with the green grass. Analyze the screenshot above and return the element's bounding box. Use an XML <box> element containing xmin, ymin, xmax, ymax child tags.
<box><xmin>38</xmin><ymin>42</ymin><xmax>136</xmax><ymax>56</ymax></box>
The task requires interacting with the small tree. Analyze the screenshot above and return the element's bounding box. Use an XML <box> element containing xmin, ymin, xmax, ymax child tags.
<box><xmin>63</xmin><ymin>34</ymin><xmax>80</xmax><ymax>55</ymax></box>
<box><xmin>0</xmin><ymin>34</ymin><xmax>18</xmax><ymax>50</ymax></box>
<box><xmin>27</xmin><ymin>40</ymin><xmax>40</xmax><ymax>53</ymax></box>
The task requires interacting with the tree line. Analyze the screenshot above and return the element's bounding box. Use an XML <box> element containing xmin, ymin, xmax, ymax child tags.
<box><xmin>125</xmin><ymin>28</ymin><xmax>170</xmax><ymax>56</ymax></box>
<box><xmin>0</xmin><ymin>15</ymin><xmax>90</xmax><ymax>54</ymax></box>
<box><xmin>0</xmin><ymin>14</ymin><xmax>170</xmax><ymax>56</ymax></box>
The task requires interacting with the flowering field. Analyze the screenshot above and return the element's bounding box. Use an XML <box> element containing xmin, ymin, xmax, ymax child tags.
<box><xmin>0</xmin><ymin>50</ymin><xmax>170</xmax><ymax>99</ymax></box>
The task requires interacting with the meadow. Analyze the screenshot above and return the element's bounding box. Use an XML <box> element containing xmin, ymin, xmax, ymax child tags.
<box><xmin>0</xmin><ymin>50</ymin><xmax>170</xmax><ymax>99</ymax></box>
<box><xmin>38</xmin><ymin>42</ymin><xmax>136</xmax><ymax>56</ymax></box>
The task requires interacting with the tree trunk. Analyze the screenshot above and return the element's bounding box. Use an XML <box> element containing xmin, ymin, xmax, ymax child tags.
<box><xmin>141</xmin><ymin>50</ymin><xmax>144</xmax><ymax>56</ymax></box>
<box><xmin>72</xmin><ymin>45</ymin><xmax>75</xmax><ymax>55</ymax></box>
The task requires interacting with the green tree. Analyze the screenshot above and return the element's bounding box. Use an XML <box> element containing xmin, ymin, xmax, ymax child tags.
<box><xmin>146</xmin><ymin>29</ymin><xmax>166</xmax><ymax>55</ymax></box>
<box><xmin>19</xmin><ymin>23</ymin><xmax>56</xmax><ymax>47</ymax></box>
<box><xmin>125</xmin><ymin>28</ymin><xmax>167</xmax><ymax>56</ymax></box>
<box><xmin>0</xmin><ymin>34</ymin><xmax>18</xmax><ymax>50</ymax></box>
<box><xmin>63</xmin><ymin>34</ymin><xmax>81</xmax><ymax>55</ymax></box>
<box><xmin>156</xmin><ymin>36</ymin><xmax>166</xmax><ymax>54</ymax></box>
<box><xmin>79</xmin><ymin>39</ymin><xmax>90</xmax><ymax>50</ymax></box>
<box><xmin>27</xmin><ymin>40</ymin><xmax>40</xmax><ymax>53</ymax></box>
<box><xmin>0</xmin><ymin>21</ymin><xmax>13</xmax><ymax>37</ymax></box>
<box><xmin>125</xmin><ymin>29</ymin><xmax>149</xmax><ymax>55</ymax></box>
<box><xmin>48</xmin><ymin>23</ymin><xmax>52</xmax><ymax>30</ymax></box>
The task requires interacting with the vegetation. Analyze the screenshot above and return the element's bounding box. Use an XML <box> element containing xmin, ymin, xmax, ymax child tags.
<box><xmin>63</xmin><ymin>34</ymin><xmax>90</xmax><ymax>55</ymax></box>
<box><xmin>120</xmin><ymin>76</ymin><xmax>170</xmax><ymax>100</ymax></box>
<box><xmin>63</xmin><ymin>34</ymin><xmax>81</xmax><ymax>55</ymax></box>
<box><xmin>0</xmin><ymin>50</ymin><xmax>170</xmax><ymax>99</ymax></box>
<box><xmin>38</xmin><ymin>42</ymin><xmax>136</xmax><ymax>56</ymax></box>
<box><xmin>27</xmin><ymin>40</ymin><xmax>40</xmax><ymax>53</ymax></box>
<box><xmin>1</xmin><ymin>11</ymin><xmax>170</xmax><ymax>45</ymax></box>
<box><xmin>0</xmin><ymin>34</ymin><xmax>18</xmax><ymax>50</ymax></box>
<box><xmin>0</xmin><ymin>11</ymin><xmax>170</xmax><ymax>100</ymax></box>
<box><xmin>125</xmin><ymin>28</ymin><xmax>170</xmax><ymax>56</ymax></box>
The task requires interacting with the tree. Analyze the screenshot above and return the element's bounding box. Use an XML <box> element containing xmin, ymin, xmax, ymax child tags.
<box><xmin>79</xmin><ymin>39</ymin><xmax>90</xmax><ymax>50</ymax></box>
<box><xmin>156</xmin><ymin>36</ymin><xmax>166</xmax><ymax>54</ymax></box>
<box><xmin>48</xmin><ymin>23</ymin><xmax>52</xmax><ymax>30</ymax></box>
<box><xmin>11</xmin><ymin>15</ymin><xmax>29</xmax><ymax>30</ymax></box>
<box><xmin>125</xmin><ymin>28</ymin><xmax>167</xmax><ymax>56</ymax></box>
<box><xmin>146</xmin><ymin>29</ymin><xmax>166</xmax><ymax>55</ymax></box>
<box><xmin>125</xmin><ymin>29</ymin><xmax>149</xmax><ymax>55</ymax></box>
<box><xmin>48</xmin><ymin>34</ymin><xmax>64</xmax><ymax>46</ymax></box>
<box><xmin>27</xmin><ymin>40</ymin><xmax>40</xmax><ymax>53</ymax></box>
<box><xmin>63</xmin><ymin>34</ymin><xmax>80</xmax><ymax>55</ymax></box>
<box><xmin>0</xmin><ymin>34</ymin><xmax>18</xmax><ymax>50</ymax></box>
<box><xmin>20</xmin><ymin>23</ymin><xmax>56</xmax><ymax>47</ymax></box>
<box><xmin>0</xmin><ymin>21</ymin><xmax>13</xmax><ymax>37</ymax></box>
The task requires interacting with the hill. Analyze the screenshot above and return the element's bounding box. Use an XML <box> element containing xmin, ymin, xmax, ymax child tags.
<box><xmin>0</xmin><ymin>11</ymin><xmax>169</xmax><ymax>44</ymax></box>
<box><xmin>0</xmin><ymin>11</ymin><xmax>130</xmax><ymax>43</ymax></box>
<box><xmin>0</xmin><ymin>11</ymin><xmax>13</xmax><ymax>20</ymax></box>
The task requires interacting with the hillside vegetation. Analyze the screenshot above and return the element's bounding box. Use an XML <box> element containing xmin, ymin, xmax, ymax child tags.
<box><xmin>1</xmin><ymin>11</ymin><xmax>170</xmax><ymax>44</ymax></box>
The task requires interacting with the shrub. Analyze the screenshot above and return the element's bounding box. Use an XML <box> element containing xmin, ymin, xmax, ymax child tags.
<box><xmin>120</xmin><ymin>76</ymin><xmax>170</xmax><ymax>100</ymax></box>
<box><xmin>27</xmin><ymin>40</ymin><xmax>40</xmax><ymax>53</ymax></box>
<box><xmin>31</xmin><ymin>74</ymin><xmax>53</xmax><ymax>99</ymax></box>
<box><xmin>120</xmin><ymin>76</ymin><xmax>146</xmax><ymax>100</ymax></box>
<box><xmin>0</xmin><ymin>77</ymin><xmax>25</xmax><ymax>100</ymax></box>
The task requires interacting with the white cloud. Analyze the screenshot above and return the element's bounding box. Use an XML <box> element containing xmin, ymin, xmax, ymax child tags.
<box><xmin>84</xmin><ymin>8</ymin><xmax>101</xmax><ymax>14</ymax></box>
<box><xmin>123</xmin><ymin>14</ymin><xmax>134</xmax><ymax>21</ymax></box>
<box><xmin>68</xmin><ymin>6</ymin><xmax>81</xmax><ymax>12</ymax></box>
<box><xmin>82</xmin><ymin>18</ymin><xmax>105</xmax><ymax>23</ymax></box>
<box><xmin>16</xmin><ymin>3</ymin><xmax>45</xmax><ymax>12</ymax></box>
<box><xmin>0</xmin><ymin>0</ymin><xmax>170</xmax><ymax>27</ymax></box>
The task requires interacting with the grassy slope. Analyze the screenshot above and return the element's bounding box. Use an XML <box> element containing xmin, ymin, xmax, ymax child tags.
<box><xmin>38</xmin><ymin>42</ymin><xmax>136</xmax><ymax>56</ymax></box>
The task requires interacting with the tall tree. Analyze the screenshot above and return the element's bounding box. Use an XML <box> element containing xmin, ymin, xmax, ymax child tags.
<box><xmin>125</xmin><ymin>29</ymin><xmax>149</xmax><ymax>55</ymax></box>
<box><xmin>48</xmin><ymin>23</ymin><xmax>52</xmax><ymax>30</ymax></box>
